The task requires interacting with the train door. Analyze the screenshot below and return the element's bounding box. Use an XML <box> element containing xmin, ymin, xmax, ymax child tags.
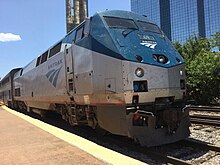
<box><xmin>64</xmin><ymin>18</ymin><xmax>90</xmax><ymax>95</ymax></box>
<box><xmin>64</xmin><ymin>44</ymin><xmax>75</xmax><ymax>95</ymax></box>
<box><xmin>2</xmin><ymin>92</ymin><xmax>5</xmax><ymax>103</ymax></box>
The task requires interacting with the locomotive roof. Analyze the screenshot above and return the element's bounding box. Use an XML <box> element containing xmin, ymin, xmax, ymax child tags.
<box><xmin>0</xmin><ymin>68</ymin><xmax>21</xmax><ymax>85</ymax></box>
<box><xmin>62</xmin><ymin>10</ymin><xmax>156</xmax><ymax>44</ymax></box>
<box><xmin>94</xmin><ymin>10</ymin><xmax>154</xmax><ymax>24</ymax></box>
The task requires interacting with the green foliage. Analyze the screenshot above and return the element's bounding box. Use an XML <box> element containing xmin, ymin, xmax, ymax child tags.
<box><xmin>173</xmin><ymin>35</ymin><xmax>211</xmax><ymax>59</ymax></box>
<box><xmin>173</xmin><ymin>32</ymin><xmax>220</xmax><ymax>105</ymax></box>
<box><xmin>186</xmin><ymin>52</ymin><xmax>220</xmax><ymax>105</ymax></box>
<box><xmin>211</xmin><ymin>31</ymin><xmax>220</xmax><ymax>51</ymax></box>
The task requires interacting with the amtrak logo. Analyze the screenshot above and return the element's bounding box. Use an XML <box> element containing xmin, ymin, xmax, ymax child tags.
<box><xmin>46</xmin><ymin>66</ymin><xmax>62</xmax><ymax>87</ymax></box>
<box><xmin>140</xmin><ymin>41</ymin><xmax>157</xmax><ymax>49</ymax></box>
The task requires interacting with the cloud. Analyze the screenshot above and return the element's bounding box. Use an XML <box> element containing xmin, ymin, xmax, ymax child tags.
<box><xmin>0</xmin><ymin>33</ymin><xmax>21</xmax><ymax>42</ymax></box>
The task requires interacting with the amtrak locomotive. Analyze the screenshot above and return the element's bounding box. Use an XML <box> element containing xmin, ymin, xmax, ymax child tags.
<box><xmin>0</xmin><ymin>10</ymin><xmax>190</xmax><ymax>146</ymax></box>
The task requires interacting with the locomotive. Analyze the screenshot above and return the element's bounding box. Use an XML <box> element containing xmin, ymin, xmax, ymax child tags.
<box><xmin>0</xmin><ymin>10</ymin><xmax>190</xmax><ymax>147</ymax></box>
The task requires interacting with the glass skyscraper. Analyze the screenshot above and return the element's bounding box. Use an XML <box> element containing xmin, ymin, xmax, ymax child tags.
<box><xmin>131</xmin><ymin>0</ymin><xmax>220</xmax><ymax>43</ymax></box>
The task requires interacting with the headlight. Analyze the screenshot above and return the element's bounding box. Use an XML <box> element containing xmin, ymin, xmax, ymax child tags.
<box><xmin>135</xmin><ymin>68</ymin><xmax>144</xmax><ymax>77</ymax></box>
<box><xmin>180</xmin><ymin>70</ymin><xmax>183</xmax><ymax>76</ymax></box>
<box><xmin>158</xmin><ymin>56</ymin><xmax>166</xmax><ymax>63</ymax></box>
<box><xmin>152</xmin><ymin>54</ymin><xmax>168</xmax><ymax>64</ymax></box>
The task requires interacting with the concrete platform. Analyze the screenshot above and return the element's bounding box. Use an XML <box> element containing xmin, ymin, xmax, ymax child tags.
<box><xmin>0</xmin><ymin>106</ymin><xmax>147</xmax><ymax>165</ymax></box>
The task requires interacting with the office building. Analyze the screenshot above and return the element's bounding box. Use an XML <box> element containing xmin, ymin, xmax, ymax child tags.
<box><xmin>131</xmin><ymin>0</ymin><xmax>220</xmax><ymax>43</ymax></box>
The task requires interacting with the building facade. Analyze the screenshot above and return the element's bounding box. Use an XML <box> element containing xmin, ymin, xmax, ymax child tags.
<box><xmin>131</xmin><ymin>0</ymin><xmax>220</xmax><ymax>43</ymax></box>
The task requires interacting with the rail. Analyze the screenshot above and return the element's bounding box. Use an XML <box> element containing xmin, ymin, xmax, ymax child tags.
<box><xmin>102</xmin><ymin>135</ymin><xmax>192</xmax><ymax>165</ymax></box>
<box><xmin>189</xmin><ymin>106</ymin><xmax>220</xmax><ymax>126</ymax></box>
<box><xmin>181</xmin><ymin>138</ymin><xmax>220</xmax><ymax>153</ymax></box>
<box><xmin>190</xmin><ymin>117</ymin><xmax>220</xmax><ymax>126</ymax></box>
<box><xmin>189</xmin><ymin>106</ymin><xmax>220</xmax><ymax>112</ymax></box>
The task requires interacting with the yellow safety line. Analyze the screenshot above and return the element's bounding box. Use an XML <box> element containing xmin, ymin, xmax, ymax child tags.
<box><xmin>2</xmin><ymin>106</ymin><xmax>147</xmax><ymax>165</ymax></box>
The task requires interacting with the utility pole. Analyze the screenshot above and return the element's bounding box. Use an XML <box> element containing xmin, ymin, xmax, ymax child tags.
<box><xmin>66</xmin><ymin>0</ymin><xmax>88</xmax><ymax>33</ymax></box>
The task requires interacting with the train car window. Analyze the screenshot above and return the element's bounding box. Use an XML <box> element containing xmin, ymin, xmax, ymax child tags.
<box><xmin>138</xmin><ymin>21</ymin><xmax>162</xmax><ymax>34</ymax></box>
<box><xmin>15</xmin><ymin>88</ymin><xmax>21</xmax><ymax>96</ymax></box>
<box><xmin>20</xmin><ymin>69</ymin><xmax>23</xmax><ymax>76</ymax></box>
<box><xmin>36</xmin><ymin>56</ymin><xmax>41</xmax><ymax>67</ymax></box>
<box><xmin>18</xmin><ymin>88</ymin><xmax>21</xmax><ymax>96</ymax></box>
<box><xmin>9</xmin><ymin>90</ymin><xmax>11</xmax><ymax>99</ymax></box>
<box><xmin>40</xmin><ymin>51</ymin><xmax>48</xmax><ymax>64</ymax></box>
<box><xmin>75</xmin><ymin>26</ymin><xmax>84</xmax><ymax>42</ymax></box>
<box><xmin>104</xmin><ymin>16</ymin><xmax>138</xmax><ymax>30</ymax></box>
<box><xmin>63</xmin><ymin>30</ymin><xmax>76</xmax><ymax>43</ymax></box>
<box><xmin>84</xmin><ymin>18</ymin><xmax>90</xmax><ymax>36</ymax></box>
<box><xmin>49</xmin><ymin>42</ymin><xmax>62</xmax><ymax>58</ymax></box>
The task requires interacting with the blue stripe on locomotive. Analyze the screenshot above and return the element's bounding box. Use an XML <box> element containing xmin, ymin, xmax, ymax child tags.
<box><xmin>63</xmin><ymin>10</ymin><xmax>184</xmax><ymax>68</ymax></box>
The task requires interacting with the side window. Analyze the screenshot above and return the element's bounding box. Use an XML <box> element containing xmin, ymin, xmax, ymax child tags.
<box><xmin>49</xmin><ymin>42</ymin><xmax>62</xmax><ymax>58</ymax></box>
<box><xmin>83</xmin><ymin>18</ymin><xmax>90</xmax><ymax>36</ymax></box>
<box><xmin>75</xmin><ymin>25</ymin><xmax>84</xmax><ymax>42</ymax></box>
<box><xmin>9</xmin><ymin>90</ymin><xmax>11</xmax><ymax>99</ymax></box>
<box><xmin>15</xmin><ymin>88</ymin><xmax>21</xmax><ymax>97</ymax></box>
<box><xmin>66</xmin><ymin>31</ymin><xmax>76</xmax><ymax>43</ymax></box>
<box><xmin>36</xmin><ymin>56</ymin><xmax>41</xmax><ymax>67</ymax></box>
<box><xmin>41</xmin><ymin>51</ymin><xmax>48</xmax><ymax>64</ymax></box>
<box><xmin>20</xmin><ymin>69</ymin><xmax>23</xmax><ymax>76</ymax></box>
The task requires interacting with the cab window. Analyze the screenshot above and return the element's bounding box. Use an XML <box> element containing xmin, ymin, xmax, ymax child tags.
<box><xmin>36</xmin><ymin>56</ymin><xmax>41</xmax><ymax>67</ymax></box>
<box><xmin>104</xmin><ymin>16</ymin><xmax>138</xmax><ymax>30</ymax></box>
<box><xmin>75</xmin><ymin>25</ymin><xmax>84</xmax><ymax>42</ymax></box>
<box><xmin>138</xmin><ymin>21</ymin><xmax>162</xmax><ymax>34</ymax></box>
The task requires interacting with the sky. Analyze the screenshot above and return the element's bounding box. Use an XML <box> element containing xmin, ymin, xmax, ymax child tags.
<box><xmin>0</xmin><ymin>0</ymin><xmax>130</xmax><ymax>79</ymax></box>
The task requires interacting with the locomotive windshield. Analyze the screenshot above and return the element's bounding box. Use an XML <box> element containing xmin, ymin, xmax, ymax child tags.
<box><xmin>138</xmin><ymin>21</ymin><xmax>162</xmax><ymax>34</ymax></box>
<box><xmin>104</xmin><ymin>16</ymin><xmax>138</xmax><ymax>29</ymax></box>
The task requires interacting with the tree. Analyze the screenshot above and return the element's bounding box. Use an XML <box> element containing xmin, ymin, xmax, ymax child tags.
<box><xmin>211</xmin><ymin>31</ymin><xmax>220</xmax><ymax>51</ymax></box>
<box><xmin>183</xmin><ymin>35</ymin><xmax>211</xmax><ymax>60</ymax></box>
<box><xmin>173</xmin><ymin>35</ymin><xmax>211</xmax><ymax>59</ymax></box>
<box><xmin>186</xmin><ymin>52</ymin><xmax>220</xmax><ymax>105</ymax></box>
<box><xmin>173</xmin><ymin>35</ymin><xmax>220</xmax><ymax>105</ymax></box>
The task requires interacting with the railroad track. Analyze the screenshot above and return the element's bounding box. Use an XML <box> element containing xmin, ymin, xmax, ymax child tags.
<box><xmin>149</xmin><ymin>138</ymin><xmax>220</xmax><ymax>165</ymax></box>
<box><xmin>103</xmin><ymin>135</ymin><xmax>193</xmax><ymax>165</ymax></box>
<box><xmin>106</xmin><ymin>136</ymin><xmax>220</xmax><ymax>165</ymax></box>
<box><xmin>189</xmin><ymin>106</ymin><xmax>220</xmax><ymax>112</ymax></box>
<box><xmin>190</xmin><ymin>114</ymin><xmax>220</xmax><ymax>126</ymax></box>
<box><xmin>189</xmin><ymin>106</ymin><xmax>220</xmax><ymax>126</ymax></box>
<box><xmin>182</xmin><ymin>138</ymin><xmax>220</xmax><ymax>153</ymax></box>
<box><xmin>150</xmin><ymin>138</ymin><xmax>220</xmax><ymax>164</ymax></box>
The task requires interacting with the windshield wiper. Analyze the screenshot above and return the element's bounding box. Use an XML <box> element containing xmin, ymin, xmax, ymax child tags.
<box><xmin>122</xmin><ymin>28</ymin><xmax>138</xmax><ymax>37</ymax></box>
